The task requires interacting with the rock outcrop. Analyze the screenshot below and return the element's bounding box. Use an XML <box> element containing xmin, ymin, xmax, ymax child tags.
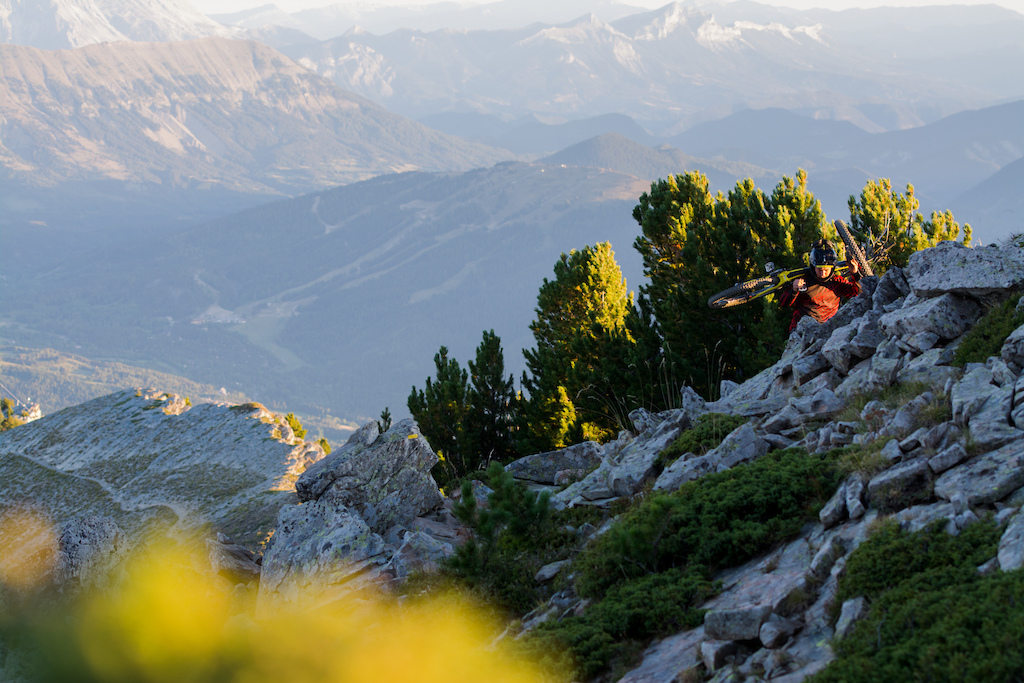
<box><xmin>256</xmin><ymin>419</ymin><xmax>458</xmax><ymax>615</ymax></box>
<box><xmin>0</xmin><ymin>389</ymin><xmax>324</xmax><ymax>546</ymax></box>
<box><xmin>499</xmin><ymin>241</ymin><xmax>1024</xmax><ymax>682</ymax></box>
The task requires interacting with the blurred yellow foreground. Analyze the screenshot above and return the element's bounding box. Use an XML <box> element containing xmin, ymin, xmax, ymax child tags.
<box><xmin>0</xmin><ymin>509</ymin><xmax>566</xmax><ymax>683</ymax></box>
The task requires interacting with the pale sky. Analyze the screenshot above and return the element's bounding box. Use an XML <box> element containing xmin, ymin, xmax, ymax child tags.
<box><xmin>191</xmin><ymin>0</ymin><xmax>1024</xmax><ymax>15</ymax></box>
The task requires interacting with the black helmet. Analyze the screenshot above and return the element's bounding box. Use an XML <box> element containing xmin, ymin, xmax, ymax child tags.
<box><xmin>809</xmin><ymin>240</ymin><xmax>838</xmax><ymax>268</ymax></box>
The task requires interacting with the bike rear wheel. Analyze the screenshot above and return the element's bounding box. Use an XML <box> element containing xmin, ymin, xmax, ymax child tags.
<box><xmin>834</xmin><ymin>219</ymin><xmax>874</xmax><ymax>277</ymax></box>
<box><xmin>707</xmin><ymin>274</ymin><xmax>781</xmax><ymax>309</ymax></box>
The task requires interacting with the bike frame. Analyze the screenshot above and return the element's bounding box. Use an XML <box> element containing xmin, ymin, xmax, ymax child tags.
<box><xmin>742</xmin><ymin>263</ymin><xmax>854</xmax><ymax>300</ymax></box>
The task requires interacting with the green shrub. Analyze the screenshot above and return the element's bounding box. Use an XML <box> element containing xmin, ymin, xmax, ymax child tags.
<box><xmin>526</xmin><ymin>568</ymin><xmax>715</xmax><ymax>680</ymax></box>
<box><xmin>284</xmin><ymin>412</ymin><xmax>307</xmax><ymax>440</ymax></box>
<box><xmin>953</xmin><ymin>292</ymin><xmax>1024</xmax><ymax>367</ymax></box>
<box><xmin>575</xmin><ymin>447</ymin><xmax>842</xmax><ymax>599</ymax></box>
<box><xmin>835</xmin><ymin>518</ymin><xmax>1000</xmax><ymax>605</ymax></box>
<box><xmin>656</xmin><ymin>413</ymin><xmax>749</xmax><ymax>466</ymax></box>
<box><xmin>317</xmin><ymin>437</ymin><xmax>331</xmax><ymax>455</ymax></box>
<box><xmin>811</xmin><ymin>518</ymin><xmax>1017</xmax><ymax>683</ymax></box>
<box><xmin>446</xmin><ymin>463</ymin><xmax>578</xmax><ymax>614</ymax></box>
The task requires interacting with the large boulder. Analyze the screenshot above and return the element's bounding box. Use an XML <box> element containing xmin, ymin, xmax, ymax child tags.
<box><xmin>256</xmin><ymin>497</ymin><xmax>391</xmax><ymax>616</ymax></box>
<box><xmin>295</xmin><ymin>419</ymin><xmax>442</xmax><ymax>535</ymax></box>
<box><xmin>53</xmin><ymin>516</ymin><xmax>130</xmax><ymax>597</ymax></box>
<box><xmin>934</xmin><ymin>440</ymin><xmax>1024</xmax><ymax>506</ymax></box>
<box><xmin>879</xmin><ymin>293</ymin><xmax>983</xmax><ymax>342</ymax></box>
<box><xmin>905</xmin><ymin>241</ymin><xmax>1024</xmax><ymax>301</ymax></box>
<box><xmin>505</xmin><ymin>441</ymin><xmax>602</xmax><ymax>485</ymax></box>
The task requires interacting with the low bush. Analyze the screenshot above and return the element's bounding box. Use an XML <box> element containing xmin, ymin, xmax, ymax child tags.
<box><xmin>811</xmin><ymin>518</ymin><xmax>1016</xmax><ymax>683</ymax></box>
<box><xmin>517</xmin><ymin>447</ymin><xmax>841</xmax><ymax>680</ymax></box>
<box><xmin>656</xmin><ymin>413</ymin><xmax>749</xmax><ymax>466</ymax></box>
<box><xmin>575</xmin><ymin>447</ymin><xmax>842</xmax><ymax>599</ymax></box>
<box><xmin>525</xmin><ymin>568</ymin><xmax>715</xmax><ymax>679</ymax></box>
<box><xmin>953</xmin><ymin>292</ymin><xmax>1024</xmax><ymax>367</ymax></box>
<box><xmin>445</xmin><ymin>463</ymin><xmax>586</xmax><ymax>614</ymax></box>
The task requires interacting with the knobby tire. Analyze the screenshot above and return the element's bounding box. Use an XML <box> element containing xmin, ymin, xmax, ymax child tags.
<box><xmin>707</xmin><ymin>274</ymin><xmax>781</xmax><ymax>309</ymax></box>
<box><xmin>835</xmin><ymin>219</ymin><xmax>874</xmax><ymax>277</ymax></box>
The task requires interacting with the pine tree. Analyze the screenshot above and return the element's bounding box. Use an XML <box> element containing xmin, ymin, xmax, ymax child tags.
<box><xmin>520</xmin><ymin>243</ymin><xmax>632</xmax><ymax>452</ymax></box>
<box><xmin>464</xmin><ymin>330</ymin><xmax>518</xmax><ymax>469</ymax></box>
<box><xmin>848</xmin><ymin>179</ymin><xmax>971</xmax><ymax>272</ymax></box>
<box><xmin>632</xmin><ymin>169</ymin><xmax>832</xmax><ymax>400</ymax></box>
<box><xmin>408</xmin><ymin>346</ymin><xmax>469</xmax><ymax>486</ymax></box>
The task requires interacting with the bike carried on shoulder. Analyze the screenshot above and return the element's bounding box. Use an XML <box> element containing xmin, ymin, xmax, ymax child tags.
<box><xmin>706</xmin><ymin>220</ymin><xmax>874</xmax><ymax>310</ymax></box>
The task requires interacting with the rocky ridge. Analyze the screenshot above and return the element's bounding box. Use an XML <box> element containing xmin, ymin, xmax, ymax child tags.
<box><xmin>0</xmin><ymin>389</ymin><xmax>324</xmax><ymax>546</ymax></box>
<box><xmin>500</xmin><ymin>240</ymin><xmax>1024</xmax><ymax>681</ymax></box>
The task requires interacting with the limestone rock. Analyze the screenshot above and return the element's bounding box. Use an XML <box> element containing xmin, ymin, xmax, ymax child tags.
<box><xmin>822</xmin><ymin>323</ymin><xmax>860</xmax><ymax>375</ymax></box>
<box><xmin>505</xmin><ymin>441</ymin><xmax>602</xmax><ymax>485</ymax></box>
<box><xmin>53</xmin><ymin>516</ymin><xmax>130</xmax><ymax>596</ymax></box>
<box><xmin>1002</xmin><ymin>324</ymin><xmax>1024</xmax><ymax>369</ymax></box>
<box><xmin>257</xmin><ymin>498</ymin><xmax>390</xmax><ymax>616</ymax></box>
<box><xmin>629</xmin><ymin>408</ymin><xmax>664</xmax><ymax>434</ymax></box>
<box><xmin>872</xmin><ymin>266</ymin><xmax>911</xmax><ymax>310</ymax></box>
<box><xmin>928</xmin><ymin>443</ymin><xmax>969</xmax><ymax>474</ymax></box>
<box><xmin>617</xmin><ymin>627</ymin><xmax>705</xmax><ymax>683</ymax></box>
<box><xmin>998</xmin><ymin>509</ymin><xmax>1024</xmax><ymax>572</ymax></box>
<box><xmin>534</xmin><ymin>560</ymin><xmax>569</xmax><ymax>583</ymax></box>
<box><xmin>879</xmin><ymin>293</ymin><xmax>983</xmax><ymax>342</ymax></box>
<box><xmin>704</xmin><ymin>604</ymin><xmax>772</xmax><ymax>641</ymax></box>
<box><xmin>707</xmin><ymin>422</ymin><xmax>769</xmax><ymax>470</ymax></box>
<box><xmin>819</xmin><ymin>482</ymin><xmax>847</xmax><ymax>529</ymax></box>
<box><xmin>388</xmin><ymin>530</ymin><xmax>455</xmax><ymax>579</ymax></box>
<box><xmin>867</xmin><ymin>457</ymin><xmax>933</xmax><ymax>511</ymax></box>
<box><xmin>701</xmin><ymin>639</ymin><xmax>738</xmax><ymax>672</ymax></box>
<box><xmin>0</xmin><ymin>389</ymin><xmax>323</xmax><ymax>546</ymax></box>
<box><xmin>295</xmin><ymin>419</ymin><xmax>442</xmax><ymax>535</ymax></box>
<box><xmin>849</xmin><ymin>311</ymin><xmax>887</xmax><ymax>359</ymax></box>
<box><xmin>906</xmin><ymin>240</ymin><xmax>1024</xmax><ymax>300</ymax></box>
<box><xmin>952</xmin><ymin>366</ymin><xmax>1003</xmax><ymax>428</ymax></box>
<box><xmin>845</xmin><ymin>475</ymin><xmax>867</xmax><ymax>519</ymax></box>
<box><xmin>680</xmin><ymin>385</ymin><xmax>709</xmax><ymax>423</ymax></box>
<box><xmin>934</xmin><ymin>440</ymin><xmax>1024</xmax><ymax>506</ymax></box>
<box><xmin>834</xmin><ymin>597</ymin><xmax>869</xmax><ymax>640</ymax></box>
<box><xmin>760</xmin><ymin>614</ymin><xmax>802</xmax><ymax>649</ymax></box>
<box><xmin>653</xmin><ymin>452</ymin><xmax>719</xmax><ymax>492</ymax></box>
<box><xmin>207</xmin><ymin>533</ymin><xmax>260</xmax><ymax>585</ymax></box>
<box><xmin>296</xmin><ymin>421</ymin><xmax>380</xmax><ymax>501</ymax></box>
<box><xmin>789</xmin><ymin>388</ymin><xmax>846</xmax><ymax>422</ymax></box>
<box><xmin>892</xmin><ymin>502</ymin><xmax>956</xmax><ymax>534</ymax></box>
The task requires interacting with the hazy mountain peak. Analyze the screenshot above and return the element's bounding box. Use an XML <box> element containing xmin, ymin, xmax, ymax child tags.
<box><xmin>631</xmin><ymin>2</ymin><xmax>705</xmax><ymax>41</ymax></box>
<box><xmin>518</xmin><ymin>12</ymin><xmax>627</xmax><ymax>48</ymax></box>
<box><xmin>0</xmin><ymin>0</ymin><xmax>238</xmax><ymax>49</ymax></box>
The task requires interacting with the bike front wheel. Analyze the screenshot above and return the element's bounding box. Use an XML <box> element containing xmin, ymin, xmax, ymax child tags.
<box><xmin>834</xmin><ymin>219</ymin><xmax>874</xmax><ymax>277</ymax></box>
<box><xmin>707</xmin><ymin>274</ymin><xmax>782</xmax><ymax>309</ymax></box>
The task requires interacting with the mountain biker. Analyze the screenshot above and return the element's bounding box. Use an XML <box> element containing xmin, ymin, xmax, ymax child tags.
<box><xmin>779</xmin><ymin>239</ymin><xmax>861</xmax><ymax>332</ymax></box>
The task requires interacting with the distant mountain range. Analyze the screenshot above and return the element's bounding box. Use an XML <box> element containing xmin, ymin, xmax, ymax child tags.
<box><xmin>0</xmin><ymin>0</ymin><xmax>237</xmax><ymax>48</ymax></box>
<box><xmin>0</xmin><ymin>0</ymin><xmax>1020</xmax><ymax>426</ymax></box>
<box><xmin>0</xmin><ymin>37</ymin><xmax>504</xmax><ymax>194</ymax></box>
<box><xmin>270</xmin><ymin>2</ymin><xmax>1024</xmax><ymax>133</ymax></box>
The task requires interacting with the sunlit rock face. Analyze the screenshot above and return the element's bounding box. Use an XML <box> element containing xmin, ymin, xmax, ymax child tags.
<box><xmin>0</xmin><ymin>388</ymin><xmax>324</xmax><ymax>546</ymax></box>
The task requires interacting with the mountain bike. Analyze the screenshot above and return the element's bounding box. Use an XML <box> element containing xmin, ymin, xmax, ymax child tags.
<box><xmin>706</xmin><ymin>220</ymin><xmax>874</xmax><ymax>309</ymax></box>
